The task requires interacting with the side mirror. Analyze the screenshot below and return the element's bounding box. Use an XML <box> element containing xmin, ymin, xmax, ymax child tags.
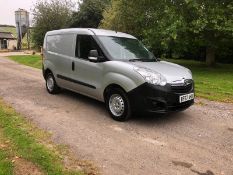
<box><xmin>88</xmin><ymin>50</ymin><xmax>99</xmax><ymax>62</ymax></box>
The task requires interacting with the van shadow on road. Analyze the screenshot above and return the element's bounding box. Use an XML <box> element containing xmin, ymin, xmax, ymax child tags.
<box><xmin>60</xmin><ymin>89</ymin><xmax>106</xmax><ymax>110</ymax></box>
<box><xmin>132</xmin><ymin>112</ymin><xmax>188</xmax><ymax>126</ymax></box>
<box><xmin>59</xmin><ymin>89</ymin><xmax>189</xmax><ymax>126</ymax></box>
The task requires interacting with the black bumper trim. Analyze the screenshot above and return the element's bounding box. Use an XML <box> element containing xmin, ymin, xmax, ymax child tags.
<box><xmin>127</xmin><ymin>83</ymin><xmax>194</xmax><ymax>114</ymax></box>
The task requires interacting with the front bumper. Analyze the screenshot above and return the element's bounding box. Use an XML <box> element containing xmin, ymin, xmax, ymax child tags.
<box><xmin>128</xmin><ymin>82</ymin><xmax>194</xmax><ymax>114</ymax></box>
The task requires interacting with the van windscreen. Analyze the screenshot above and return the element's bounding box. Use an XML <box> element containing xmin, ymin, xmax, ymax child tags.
<box><xmin>97</xmin><ymin>36</ymin><xmax>156</xmax><ymax>61</ymax></box>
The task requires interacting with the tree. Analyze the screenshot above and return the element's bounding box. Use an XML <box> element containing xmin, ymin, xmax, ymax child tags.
<box><xmin>70</xmin><ymin>0</ymin><xmax>110</xmax><ymax>28</ymax></box>
<box><xmin>172</xmin><ymin>0</ymin><xmax>233</xmax><ymax>66</ymax></box>
<box><xmin>32</xmin><ymin>0</ymin><xmax>73</xmax><ymax>47</ymax></box>
<box><xmin>101</xmin><ymin>0</ymin><xmax>233</xmax><ymax>66</ymax></box>
<box><xmin>101</xmin><ymin>0</ymin><xmax>188</xmax><ymax>57</ymax></box>
<box><xmin>101</xmin><ymin>0</ymin><xmax>148</xmax><ymax>38</ymax></box>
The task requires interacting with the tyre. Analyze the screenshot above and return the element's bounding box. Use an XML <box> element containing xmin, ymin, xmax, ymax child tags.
<box><xmin>105</xmin><ymin>88</ymin><xmax>132</xmax><ymax>122</ymax></box>
<box><xmin>45</xmin><ymin>72</ymin><xmax>60</xmax><ymax>94</ymax></box>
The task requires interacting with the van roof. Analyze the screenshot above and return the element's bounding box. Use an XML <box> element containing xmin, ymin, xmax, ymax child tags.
<box><xmin>46</xmin><ymin>28</ymin><xmax>136</xmax><ymax>39</ymax></box>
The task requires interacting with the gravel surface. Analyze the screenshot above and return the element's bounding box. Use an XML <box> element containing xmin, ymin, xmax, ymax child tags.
<box><xmin>0</xmin><ymin>56</ymin><xmax>232</xmax><ymax>175</ymax></box>
<box><xmin>0</xmin><ymin>51</ymin><xmax>30</xmax><ymax>56</ymax></box>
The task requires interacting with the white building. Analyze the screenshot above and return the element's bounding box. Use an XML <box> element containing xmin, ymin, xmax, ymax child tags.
<box><xmin>0</xmin><ymin>29</ymin><xmax>17</xmax><ymax>50</ymax></box>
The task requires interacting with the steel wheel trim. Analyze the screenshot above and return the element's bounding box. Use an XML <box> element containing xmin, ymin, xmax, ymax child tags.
<box><xmin>109</xmin><ymin>94</ymin><xmax>125</xmax><ymax>117</ymax></box>
<box><xmin>46</xmin><ymin>75</ymin><xmax>54</xmax><ymax>92</ymax></box>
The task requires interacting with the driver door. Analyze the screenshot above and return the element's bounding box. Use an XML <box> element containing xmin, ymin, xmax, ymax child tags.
<box><xmin>70</xmin><ymin>35</ymin><xmax>105</xmax><ymax>100</ymax></box>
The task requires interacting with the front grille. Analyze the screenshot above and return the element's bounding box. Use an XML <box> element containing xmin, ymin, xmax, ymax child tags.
<box><xmin>171</xmin><ymin>80</ymin><xmax>193</xmax><ymax>93</ymax></box>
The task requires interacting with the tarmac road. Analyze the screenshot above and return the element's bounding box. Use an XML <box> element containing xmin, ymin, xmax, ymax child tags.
<box><xmin>0</xmin><ymin>56</ymin><xmax>232</xmax><ymax>175</ymax></box>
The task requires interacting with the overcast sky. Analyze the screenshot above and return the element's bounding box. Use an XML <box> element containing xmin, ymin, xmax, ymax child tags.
<box><xmin>0</xmin><ymin>0</ymin><xmax>78</xmax><ymax>26</ymax></box>
<box><xmin>0</xmin><ymin>0</ymin><xmax>36</xmax><ymax>26</ymax></box>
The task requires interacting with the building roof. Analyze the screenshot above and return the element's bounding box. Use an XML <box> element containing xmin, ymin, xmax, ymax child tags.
<box><xmin>46</xmin><ymin>28</ymin><xmax>136</xmax><ymax>39</ymax></box>
<box><xmin>0</xmin><ymin>31</ymin><xmax>16</xmax><ymax>39</ymax></box>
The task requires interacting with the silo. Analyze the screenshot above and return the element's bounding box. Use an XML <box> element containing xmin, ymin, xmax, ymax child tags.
<box><xmin>15</xmin><ymin>9</ymin><xmax>30</xmax><ymax>50</ymax></box>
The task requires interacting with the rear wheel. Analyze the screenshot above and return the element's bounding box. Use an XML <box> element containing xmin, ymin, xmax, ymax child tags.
<box><xmin>45</xmin><ymin>72</ymin><xmax>60</xmax><ymax>94</ymax></box>
<box><xmin>105</xmin><ymin>88</ymin><xmax>131</xmax><ymax>122</ymax></box>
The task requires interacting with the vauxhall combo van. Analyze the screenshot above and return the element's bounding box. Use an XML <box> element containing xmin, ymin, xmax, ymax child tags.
<box><xmin>42</xmin><ymin>28</ymin><xmax>194</xmax><ymax>121</ymax></box>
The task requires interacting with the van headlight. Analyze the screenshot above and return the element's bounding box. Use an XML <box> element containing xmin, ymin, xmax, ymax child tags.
<box><xmin>134</xmin><ymin>67</ymin><xmax>167</xmax><ymax>86</ymax></box>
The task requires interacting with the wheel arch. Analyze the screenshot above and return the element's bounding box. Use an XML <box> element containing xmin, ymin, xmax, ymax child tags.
<box><xmin>102</xmin><ymin>72</ymin><xmax>142</xmax><ymax>102</ymax></box>
<box><xmin>43</xmin><ymin>68</ymin><xmax>53</xmax><ymax>79</ymax></box>
<box><xmin>103</xmin><ymin>84</ymin><xmax>126</xmax><ymax>102</ymax></box>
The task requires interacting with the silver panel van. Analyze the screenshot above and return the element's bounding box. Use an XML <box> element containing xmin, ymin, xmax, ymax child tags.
<box><xmin>42</xmin><ymin>28</ymin><xmax>194</xmax><ymax>121</ymax></box>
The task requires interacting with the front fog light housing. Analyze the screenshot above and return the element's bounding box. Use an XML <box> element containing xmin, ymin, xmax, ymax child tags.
<box><xmin>134</xmin><ymin>67</ymin><xmax>167</xmax><ymax>86</ymax></box>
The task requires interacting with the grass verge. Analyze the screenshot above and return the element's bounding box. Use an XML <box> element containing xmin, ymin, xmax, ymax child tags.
<box><xmin>8</xmin><ymin>55</ymin><xmax>42</xmax><ymax>69</ymax></box>
<box><xmin>6</xmin><ymin>55</ymin><xmax>233</xmax><ymax>103</ymax></box>
<box><xmin>0</xmin><ymin>148</ymin><xmax>13</xmax><ymax>175</ymax></box>
<box><xmin>0</xmin><ymin>99</ymin><xmax>84</xmax><ymax>175</ymax></box>
<box><xmin>165</xmin><ymin>59</ymin><xmax>233</xmax><ymax>103</ymax></box>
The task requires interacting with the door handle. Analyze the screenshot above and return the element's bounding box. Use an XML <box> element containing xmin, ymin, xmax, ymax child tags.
<box><xmin>72</xmin><ymin>61</ymin><xmax>75</xmax><ymax>71</ymax></box>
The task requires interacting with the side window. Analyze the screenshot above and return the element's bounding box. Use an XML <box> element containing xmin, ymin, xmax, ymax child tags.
<box><xmin>75</xmin><ymin>35</ymin><xmax>102</xmax><ymax>59</ymax></box>
<box><xmin>47</xmin><ymin>34</ymin><xmax>74</xmax><ymax>57</ymax></box>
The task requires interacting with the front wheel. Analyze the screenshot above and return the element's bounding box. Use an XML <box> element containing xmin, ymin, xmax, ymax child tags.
<box><xmin>45</xmin><ymin>72</ymin><xmax>60</xmax><ymax>94</ymax></box>
<box><xmin>105</xmin><ymin>88</ymin><xmax>132</xmax><ymax>122</ymax></box>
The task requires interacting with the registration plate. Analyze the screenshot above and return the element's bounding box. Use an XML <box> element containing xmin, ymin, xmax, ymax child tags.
<box><xmin>179</xmin><ymin>93</ymin><xmax>194</xmax><ymax>103</ymax></box>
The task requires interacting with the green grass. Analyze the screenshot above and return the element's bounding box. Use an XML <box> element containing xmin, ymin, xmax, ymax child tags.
<box><xmin>0</xmin><ymin>99</ymin><xmax>84</xmax><ymax>175</ymax></box>
<box><xmin>165</xmin><ymin>59</ymin><xmax>233</xmax><ymax>103</ymax></box>
<box><xmin>0</xmin><ymin>150</ymin><xmax>13</xmax><ymax>175</ymax></box>
<box><xmin>0</xmin><ymin>125</ymin><xmax>13</xmax><ymax>175</ymax></box>
<box><xmin>6</xmin><ymin>55</ymin><xmax>233</xmax><ymax>103</ymax></box>
<box><xmin>8</xmin><ymin>55</ymin><xmax>42</xmax><ymax>69</ymax></box>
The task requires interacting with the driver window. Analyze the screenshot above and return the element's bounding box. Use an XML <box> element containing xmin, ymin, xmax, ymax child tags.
<box><xmin>75</xmin><ymin>35</ymin><xmax>102</xmax><ymax>59</ymax></box>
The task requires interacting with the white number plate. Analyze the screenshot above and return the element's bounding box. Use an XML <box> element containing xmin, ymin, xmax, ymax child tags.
<box><xmin>179</xmin><ymin>93</ymin><xmax>194</xmax><ymax>103</ymax></box>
